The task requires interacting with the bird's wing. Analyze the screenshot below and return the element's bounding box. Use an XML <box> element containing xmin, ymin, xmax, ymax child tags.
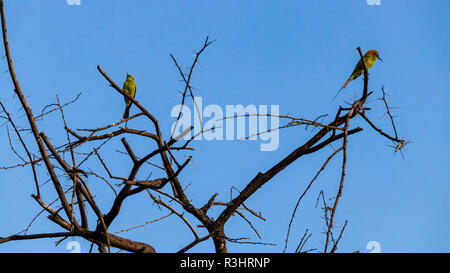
<box><xmin>350</xmin><ymin>59</ymin><xmax>364</xmax><ymax>79</ymax></box>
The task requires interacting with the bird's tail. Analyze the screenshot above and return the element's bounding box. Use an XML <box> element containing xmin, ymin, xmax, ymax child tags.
<box><xmin>341</xmin><ymin>77</ymin><xmax>351</xmax><ymax>90</ymax></box>
<box><xmin>123</xmin><ymin>105</ymin><xmax>130</xmax><ymax>119</ymax></box>
<box><xmin>333</xmin><ymin>77</ymin><xmax>352</xmax><ymax>100</ymax></box>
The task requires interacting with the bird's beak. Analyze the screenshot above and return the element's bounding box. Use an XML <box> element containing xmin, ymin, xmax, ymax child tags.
<box><xmin>377</xmin><ymin>56</ymin><xmax>383</xmax><ymax>62</ymax></box>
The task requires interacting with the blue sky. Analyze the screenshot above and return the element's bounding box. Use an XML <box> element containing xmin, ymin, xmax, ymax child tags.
<box><xmin>0</xmin><ymin>0</ymin><xmax>449</xmax><ymax>253</ymax></box>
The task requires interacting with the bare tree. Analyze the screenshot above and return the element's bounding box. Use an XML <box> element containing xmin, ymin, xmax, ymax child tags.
<box><xmin>0</xmin><ymin>1</ymin><xmax>408</xmax><ymax>253</ymax></box>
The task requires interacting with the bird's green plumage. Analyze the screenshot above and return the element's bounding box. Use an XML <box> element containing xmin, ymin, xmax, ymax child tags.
<box><xmin>347</xmin><ymin>53</ymin><xmax>378</xmax><ymax>82</ymax></box>
<box><xmin>122</xmin><ymin>74</ymin><xmax>136</xmax><ymax>119</ymax></box>
<box><xmin>334</xmin><ymin>49</ymin><xmax>382</xmax><ymax>100</ymax></box>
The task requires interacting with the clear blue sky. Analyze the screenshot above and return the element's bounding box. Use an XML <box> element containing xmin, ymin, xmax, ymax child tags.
<box><xmin>0</xmin><ymin>0</ymin><xmax>449</xmax><ymax>253</ymax></box>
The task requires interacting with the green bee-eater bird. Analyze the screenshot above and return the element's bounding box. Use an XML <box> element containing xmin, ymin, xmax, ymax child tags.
<box><xmin>334</xmin><ymin>49</ymin><xmax>383</xmax><ymax>99</ymax></box>
<box><xmin>122</xmin><ymin>74</ymin><xmax>136</xmax><ymax>119</ymax></box>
